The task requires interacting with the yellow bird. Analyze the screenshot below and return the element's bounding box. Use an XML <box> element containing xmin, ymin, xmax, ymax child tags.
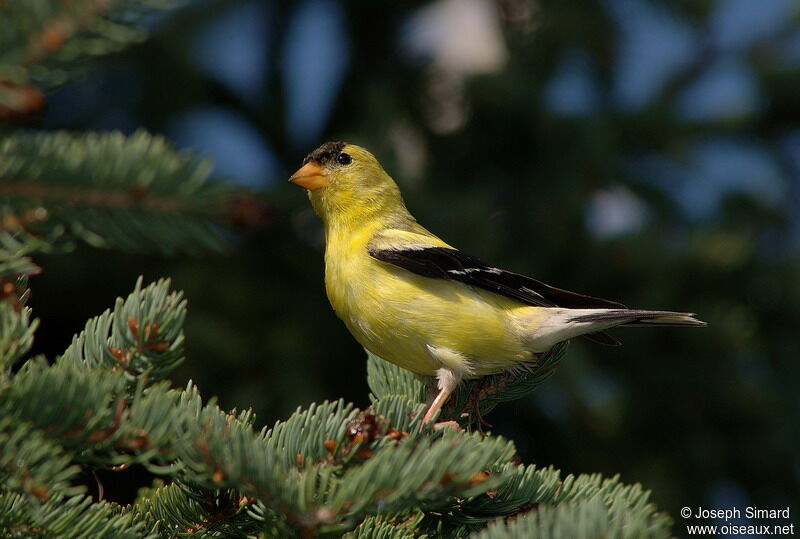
<box><xmin>290</xmin><ymin>141</ymin><xmax>705</xmax><ymax>424</ymax></box>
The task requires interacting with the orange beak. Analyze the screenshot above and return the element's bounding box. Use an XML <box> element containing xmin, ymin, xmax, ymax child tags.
<box><xmin>289</xmin><ymin>161</ymin><xmax>329</xmax><ymax>190</ymax></box>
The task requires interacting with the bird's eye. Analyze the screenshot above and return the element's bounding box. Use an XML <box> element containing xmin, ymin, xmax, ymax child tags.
<box><xmin>337</xmin><ymin>152</ymin><xmax>352</xmax><ymax>165</ymax></box>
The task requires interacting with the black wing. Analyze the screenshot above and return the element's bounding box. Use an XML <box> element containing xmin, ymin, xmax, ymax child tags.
<box><xmin>368</xmin><ymin>245</ymin><xmax>625</xmax><ymax>346</ymax></box>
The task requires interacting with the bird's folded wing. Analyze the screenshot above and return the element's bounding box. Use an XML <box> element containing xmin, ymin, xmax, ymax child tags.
<box><xmin>367</xmin><ymin>229</ymin><xmax>625</xmax><ymax>345</ymax></box>
<box><xmin>368</xmin><ymin>231</ymin><xmax>625</xmax><ymax>309</ymax></box>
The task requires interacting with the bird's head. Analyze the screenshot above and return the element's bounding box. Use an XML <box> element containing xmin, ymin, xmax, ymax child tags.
<box><xmin>289</xmin><ymin>141</ymin><xmax>406</xmax><ymax>226</ymax></box>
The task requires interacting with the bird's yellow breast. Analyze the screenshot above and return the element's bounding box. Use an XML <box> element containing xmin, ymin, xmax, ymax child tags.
<box><xmin>323</xmin><ymin>221</ymin><xmax>537</xmax><ymax>376</ymax></box>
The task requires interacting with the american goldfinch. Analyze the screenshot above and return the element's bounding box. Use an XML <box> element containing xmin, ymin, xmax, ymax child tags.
<box><xmin>290</xmin><ymin>141</ymin><xmax>706</xmax><ymax>423</ymax></box>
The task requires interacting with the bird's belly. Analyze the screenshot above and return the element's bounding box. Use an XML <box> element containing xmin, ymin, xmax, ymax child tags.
<box><xmin>326</xmin><ymin>257</ymin><xmax>532</xmax><ymax>376</ymax></box>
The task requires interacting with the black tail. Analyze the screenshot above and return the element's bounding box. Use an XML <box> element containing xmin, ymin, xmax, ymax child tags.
<box><xmin>569</xmin><ymin>309</ymin><xmax>707</xmax><ymax>327</ymax></box>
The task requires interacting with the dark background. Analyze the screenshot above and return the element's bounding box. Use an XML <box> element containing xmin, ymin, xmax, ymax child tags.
<box><xmin>27</xmin><ymin>0</ymin><xmax>800</xmax><ymax>530</ymax></box>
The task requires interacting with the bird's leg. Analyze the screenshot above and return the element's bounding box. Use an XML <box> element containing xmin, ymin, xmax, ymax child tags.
<box><xmin>469</xmin><ymin>384</ymin><xmax>493</xmax><ymax>432</ymax></box>
<box><xmin>422</xmin><ymin>368</ymin><xmax>462</xmax><ymax>424</ymax></box>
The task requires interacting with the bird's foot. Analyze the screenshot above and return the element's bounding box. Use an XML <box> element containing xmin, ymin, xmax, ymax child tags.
<box><xmin>432</xmin><ymin>420</ymin><xmax>461</xmax><ymax>431</ymax></box>
<box><xmin>467</xmin><ymin>382</ymin><xmax>493</xmax><ymax>433</ymax></box>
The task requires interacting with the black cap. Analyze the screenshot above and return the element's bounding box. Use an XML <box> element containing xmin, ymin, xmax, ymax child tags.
<box><xmin>302</xmin><ymin>141</ymin><xmax>347</xmax><ymax>166</ymax></box>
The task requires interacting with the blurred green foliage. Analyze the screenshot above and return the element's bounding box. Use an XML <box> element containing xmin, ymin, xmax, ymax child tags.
<box><xmin>24</xmin><ymin>0</ymin><xmax>800</xmax><ymax>523</ymax></box>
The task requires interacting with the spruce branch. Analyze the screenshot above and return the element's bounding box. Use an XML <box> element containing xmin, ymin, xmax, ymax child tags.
<box><xmin>0</xmin><ymin>0</ymin><xmax>181</xmax><ymax>116</ymax></box>
<box><xmin>418</xmin><ymin>466</ymin><xmax>673</xmax><ymax>538</ymax></box>
<box><xmin>328</xmin><ymin>431</ymin><xmax>515</xmax><ymax>518</ymax></box>
<box><xmin>473</xmin><ymin>493</ymin><xmax>671</xmax><ymax>539</ymax></box>
<box><xmin>0</xmin><ymin>277</ymin><xmax>675</xmax><ymax>537</ymax></box>
<box><xmin>367</xmin><ymin>349</ymin><xmax>427</xmax><ymax>404</ymax></box>
<box><xmin>62</xmin><ymin>277</ymin><xmax>186</xmax><ymax>384</ymax></box>
<box><xmin>0</xmin><ymin>492</ymin><xmax>156</xmax><ymax>538</ymax></box>
<box><xmin>1</xmin><ymin>278</ymin><xmax>189</xmax><ymax>470</ymax></box>
<box><xmin>365</xmin><ymin>347</ymin><xmax>674</xmax><ymax>538</ymax></box>
<box><xmin>138</xmin><ymin>392</ymin><xmax>520</xmax><ymax>536</ymax></box>
<box><xmin>0</xmin><ymin>231</ymin><xmax>43</xmax><ymax>282</ymax></box>
<box><xmin>1</xmin><ymin>278</ymin><xmax>514</xmax><ymax>534</ymax></box>
<box><xmin>6</xmin><ymin>355</ymin><xmax>130</xmax><ymax>451</ymax></box>
<box><xmin>134</xmin><ymin>481</ymin><xmax>261</xmax><ymax>537</ymax></box>
<box><xmin>343</xmin><ymin>514</ymin><xmax>426</xmax><ymax>539</ymax></box>
<box><xmin>0</xmin><ymin>302</ymin><xmax>37</xmax><ymax>372</ymax></box>
<box><xmin>264</xmin><ymin>400</ymin><xmax>358</xmax><ymax>472</ymax></box>
<box><xmin>0</xmin><ymin>130</ymin><xmax>263</xmax><ymax>255</ymax></box>
<box><xmin>426</xmin><ymin>464</ymin><xmax>564</xmax><ymax>528</ymax></box>
<box><xmin>0</xmin><ymin>418</ymin><xmax>82</xmax><ymax>503</ymax></box>
<box><xmin>368</xmin><ymin>395</ymin><xmax>427</xmax><ymax>434</ymax></box>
